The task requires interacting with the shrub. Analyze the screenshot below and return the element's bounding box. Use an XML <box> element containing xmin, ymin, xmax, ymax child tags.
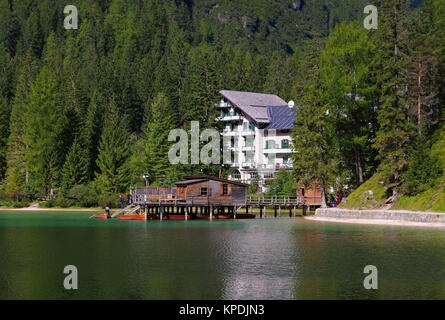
<box><xmin>0</xmin><ymin>200</ymin><xmax>29</xmax><ymax>208</ymax></box>
<box><xmin>67</xmin><ymin>184</ymin><xmax>98</xmax><ymax>207</ymax></box>
<box><xmin>400</xmin><ymin>135</ymin><xmax>443</xmax><ymax>196</ymax></box>
<box><xmin>98</xmin><ymin>193</ymin><xmax>121</xmax><ymax>208</ymax></box>
<box><xmin>265</xmin><ymin>170</ymin><xmax>297</xmax><ymax>196</ymax></box>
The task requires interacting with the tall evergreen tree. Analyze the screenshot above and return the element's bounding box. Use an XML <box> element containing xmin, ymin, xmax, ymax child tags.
<box><xmin>407</xmin><ymin>0</ymin><xmax>439</xmax><ymax>132</ymax></box>
<box><xmin>95</xmin><ymin>101</ymin><xmax>131</xmax><ymax>194</ymax></box>
<box><xmin>139</xmin><ymin>93</ymin><xmax>175</xmax><ymax>185</ymax></box>
<box><xmin>318</xmin><ymin>21</ymin><xmax>377</xmax><ymax>186</ymax></box>
<box><xmin>373</xmin><ymin>0</ymin><xmax>416</xmax><ymax>185</ymax></box>
<box><xmin>291</xmin><ymin>67</ymin><xmax>340</xmax><ymax>207</ymax></box>
<box><xmin>5</xmin><ymin>53</ymin><xmax>37</xmax><ymax>198</ymax></box>
<box><xmin>61</xmin><ymin>140</ymin><xmax>89</xmax><ymax>196</ymax></box>
<box><xmin>0</xmin><ymin>95</ymin><xmax>10</xmax><ymax>180</ymax></box>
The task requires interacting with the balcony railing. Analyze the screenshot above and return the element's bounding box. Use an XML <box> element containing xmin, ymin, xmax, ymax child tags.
<box><xmin>263</xmin><ymin>148</ymin><xmax>293</xmax><ymax>154</ymax></box>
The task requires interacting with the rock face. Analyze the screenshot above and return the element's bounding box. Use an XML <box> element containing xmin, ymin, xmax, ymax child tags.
<box><xmin>314</xmin><ymin>208</ymin><xmax>445</xmax><ymax>224</ymax></box>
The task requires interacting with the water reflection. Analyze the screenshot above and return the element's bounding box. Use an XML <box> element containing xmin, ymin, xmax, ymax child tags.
<box><xmin>0</xmin><ymin>212</ymin><xmax>444</xmax><ymax>299</ymax></box>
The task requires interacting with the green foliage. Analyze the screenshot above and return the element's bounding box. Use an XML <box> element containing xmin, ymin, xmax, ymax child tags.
<box><xmin>66</xmin><ymin>184</ymin><xmax>99</xmax><ymax>208</ymax></box>
<box><xmin>95</xmin><ymin>102</ymin><xmax>131</xmax><ymax>194</ymax></box>
<box><xmin>247</xmin><ymin>177</ymin><xmax>260</xmax><ymax>195</ymax></box>
<box><xmin>98</xmin><ymin>193</ymin><xmax>121</xmax><ymax>209</ymax></box>
<box><xmin>399</xmin><ymin>135</ymin><xmax>442</xmax><ymax>196</ymax></box>
<box><xmin>0</xmin><ymin>0</ymin><xmax>443</xmax><ymax>212</ymax></box>
<box><xmin>266</xmin><ymin>170</ymin><xmax>297</xmax><ymax>196</ymax></box>
<box><xmin>61</xmin><ymin>141</ymin><xmax>89</xmax><ymax>196</ymax></box>
<box><xmin>137</xmin><ymin>93</ymin><xmax>175</xmax><ymax>184</ymax></box>
<box><xmin>342</xmin><ymin>173</ymin><xmax>389</xmax><ymax>209</ymax></box>
<box><xmin>372</xmin><ymin>0</ymin><xmax>417</xmax><ymax>184</ymax></box>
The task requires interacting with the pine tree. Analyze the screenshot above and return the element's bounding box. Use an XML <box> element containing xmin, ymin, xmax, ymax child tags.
<box><xmin>61</xmin><ymin>141</ymin><xmax>89</xmax><ymax>196</ymax></box>
<box><xmin>407</xmin><ymin>0</ymin><xmax>439</xmax><ymax>132</ymax></box>
<box><xmin>372</xmin><ymin>0</ymin><xmax>416</xmax><ymax>185</ymax></box>
<box><xmin>5</xmin><ymin>53</ymin><xmax>38</xmax><ymax>199</ymax></box>
<box><xmin>291</xmin><ymin>66</ymin><xmax>340</xmax><ymax>207</ymax></box>
<box><xmin>139</xmin><ymin>93</ymin><xmax>175</xmax><ymax>185</ymax></box>
<box><xmin>0</xmin><ymin>95</ymin><xmax>10</xmax><ymax>180</ymax></box>
<box><xmin>318</xmin><ymin>21</ymin><xmax>377</xmax><ymax>187</ymax></box>
<box><xmin>95</xmin><ymin>101</ymin><xmax>131</xmax><ymax>194</ymax></box>
<box><xmin>180</xmin><ymin>44</ymin><xmax>220</xmax><ymax>128</ymax></box>
<box><xmin>400</xmin><ymin>134</ymin><xmax>442</xmax><ymax>196</ymax></box>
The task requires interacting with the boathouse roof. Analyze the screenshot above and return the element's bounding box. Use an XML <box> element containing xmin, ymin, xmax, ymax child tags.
<box><xmin>176</xmin><ymin>175</ymin><xmax>249</xmax><ymax>187</ymax></box>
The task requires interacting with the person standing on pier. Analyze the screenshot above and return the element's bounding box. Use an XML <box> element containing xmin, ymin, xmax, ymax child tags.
<box><xmin>119</xmin><ymin>195</ymin><xmax>124</xmax><ymax>209</ymax></box>
<box><xmin>105</xmin><ymin>206</ymin><xmax>111</xmax><ymax>219</ymax></box>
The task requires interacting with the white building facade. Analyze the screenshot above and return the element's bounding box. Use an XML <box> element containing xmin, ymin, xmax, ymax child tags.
<box><xmin>217</xmin><ymin>90</ymin><xmax>296</xmax><ymax>190</ymax></box>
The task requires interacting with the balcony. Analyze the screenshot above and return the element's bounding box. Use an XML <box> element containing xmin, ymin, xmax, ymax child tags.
<box><xmin>241</xmin><ymin>130</ymin><xmax>255</xmax><ymax>136</ymax></box>
<box><xmin>263</xmin><ymin>148</ymin><xmax>293</xmax><ymax>154</ymax></box>
<box><xmin>222</xmin><ymin>130</ymin><xmax>240</xmax><ymax>137</ymax></box>
<box><xmin>218</xmin><ymin>115</ymin><xmax>242</xmax><ymax>121</ymax></box>
<box><xmin>242</xmin><ymin>162</ymin><xmax>255</xmax><ymax>169</ymax></box>
<box><xmin>217</xmin><ymin>101</ymin><xmax>231</xmax><ymax>108</ymax></box>
<box><xmin>242</xmin><ymin>145</ymin><xmax>255</xmax><ymax>152</ymax></box>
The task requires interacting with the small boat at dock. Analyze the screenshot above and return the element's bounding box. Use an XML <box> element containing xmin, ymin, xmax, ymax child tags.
<box><xmin>117</xmin><ymin>213</ymin><xmax>146</xmax><ymax>221</ymax></box>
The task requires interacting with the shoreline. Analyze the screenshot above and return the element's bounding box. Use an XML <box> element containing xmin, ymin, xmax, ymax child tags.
<box><xmin>309</xmin><ymin>208</ymin><xmax>445</xmax><ymax>228</ymax></box>
<box><xmin>0</xmin><ymin>206</ymin><xmax>104</xmax><ymax>212</ymax></box>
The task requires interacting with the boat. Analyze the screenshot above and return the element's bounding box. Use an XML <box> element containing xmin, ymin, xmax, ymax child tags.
<box><xmin>92</xmin><ymin>213</ymin><xmax>109</xmax><ymax>220</ymax></box>
<box><xmin>117</xmin><ymin>213</ymin><xmax>146</xmax><ymax>221</ymax></box>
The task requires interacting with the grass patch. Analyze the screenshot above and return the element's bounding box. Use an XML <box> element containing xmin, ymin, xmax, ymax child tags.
<box><xmin>342</xmin><ymin>173</ymin><xmax>389</xmax><ymax>209</ymax></box>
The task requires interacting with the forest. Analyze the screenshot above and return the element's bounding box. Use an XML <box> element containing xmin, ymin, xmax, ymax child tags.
<box><xmin>0</xmin><ymin>0</ymin><xmax>444</xmax><ymax>210</ymax></box>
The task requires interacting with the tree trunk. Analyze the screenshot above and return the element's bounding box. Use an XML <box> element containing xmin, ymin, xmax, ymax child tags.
<box><xmin>354</xmin><ymin>145</ymin><xmax>364</xmax><ymax>186</ymax></box>
<box><xmin>320</xmin><ymin>179</ymin><xmax>327</xmax><ymax>208</ymax></box>
<box><xmin>417</xmin><ymin>59</ymin><xmax>422</xmax><ymax>133</ymax></box>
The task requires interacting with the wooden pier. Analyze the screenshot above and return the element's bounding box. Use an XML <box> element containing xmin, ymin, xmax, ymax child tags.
<box><xmin>105</xmin><ymin>176</ymin><xmax>323</xmax><ymax>221</ymax></box>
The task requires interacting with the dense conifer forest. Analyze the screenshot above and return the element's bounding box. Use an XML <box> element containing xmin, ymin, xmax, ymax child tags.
<box><xmin>0</xmin><ymin>0</ymin><xmax>444</xmax><ymax>210</ymax></box>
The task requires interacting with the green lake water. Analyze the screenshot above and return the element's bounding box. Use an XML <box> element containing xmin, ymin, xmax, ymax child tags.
<box><xmin>0</xmin><ymin>211</ymin><xmax>444</xmax><ymax>300</ymax></box>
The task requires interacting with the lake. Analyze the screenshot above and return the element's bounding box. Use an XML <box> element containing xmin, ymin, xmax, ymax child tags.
<box><xmin>0</xmin><ymin>211</ymin><xmax>444</xmax><ymax>300</ymax></box>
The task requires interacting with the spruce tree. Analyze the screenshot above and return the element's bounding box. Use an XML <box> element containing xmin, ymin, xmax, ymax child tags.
<box><xmin>407</xmin><ymin>0</ymin><xmax>439</xmax><ymax>132</ymax></box>
<box><xmin>400</xmin><ymin>134</ymin><xmax>442</xmax><ymax>196</ymax></box>
<box><xmin>180</xmin><ymin>44</ymin><xmax>220</xmax><ymax>128</ymax></box>
<box><xmin>0</xmin><ymin>96</ymin><xmax>10</xmax><ymax>180</ymax></box>
<box><xmin>95</xmin><ymin>101</ymin><xmax>131</xmax><ymax>194</ymax></box>
<box><xmin>139</xmin><ymin>93</ymin><xmax>175</xmax><ymax>185</ymax></box>
<box><xmin>5</xmin><ymin>53</ymin><xmax>38</xmax><ymax>198</ymax></box>
<box><xmin>318</xmin><ymin>21</ymin><xmax>377</xmax><ymax>187</ymax></box>
<box><xmin>61</xmin><ymin>141</ymin><xmax>89</xmax><ymax>196</ymax></box>
<box><xmin>372</xmin><ymin>0</ymin><xmax>416</xmax><ymax>185</ymax></box>
<box><xmin>291</xmin><ymin>66</ymin><xmax>340</xmax><ymax>207</ymax></box>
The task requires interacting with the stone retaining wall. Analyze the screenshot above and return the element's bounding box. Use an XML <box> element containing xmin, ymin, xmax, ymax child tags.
<box><xmin>314</xmin><ymin>208</ymin><xmax>445</xmax><ymax>224</ymax></box>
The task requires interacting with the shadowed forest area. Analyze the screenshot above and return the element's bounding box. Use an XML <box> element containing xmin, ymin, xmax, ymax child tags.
<box><xmin>1</xmin><ymin>0</ymin><xmax>444</xmax><ymax>211</ymax></box>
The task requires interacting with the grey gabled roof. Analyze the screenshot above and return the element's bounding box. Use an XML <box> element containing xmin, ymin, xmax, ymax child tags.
<box><xmin>265</xmin><ymin>105</ymin><xmax>298</xmax><ymax>130</ymax></box>
<box><xmin>176</xmin><ymin>175</ymin><xmax>249</xmax><ymax>187</ymax></box>
<box><xmin>220</xmin><ymin>90</ymin><xmax>287</xmax><ymax>124</ymax></box>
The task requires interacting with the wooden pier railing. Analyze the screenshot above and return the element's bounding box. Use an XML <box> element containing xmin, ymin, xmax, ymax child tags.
<box><xmin>130</xmin><ymin>194</ymin><xmax>321</xmax><ymax>207</ymax></box>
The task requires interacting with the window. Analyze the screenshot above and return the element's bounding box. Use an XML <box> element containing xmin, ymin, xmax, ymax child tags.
<box><xmin>281</xmin><ymin>139</ymin><xmax>290</xmax><ymax>149</ymax></box>
<box><xmin>250</xmin><ymin>123</ymin><xmax>255</xmax><ymax>131</ymax></box>
<box><xmin>243</xmin><ymin>122</ymin><xmax>248</xmax><ymax>131</ymax></box>
<box><xmin>200</xmin><ymin>188</ymin><xmax>208</xmax><ymax>196</ymax></box>
<box><xmin>233</xmin><ymin>171</ymin><xmax>241</xmax><ymax>179</ymax></box>
<box><xmin>266</xmin><ymin>140</ymin><xmax>276</xmax><ymax>149</ymax></box>
<box><xmin>283</xmin><ymin>156</ymin><xmax>289</xmax><ymax>164</ymax></box>
<box><xmin>222</xmin><ymin>184</ymin><xmax>228</xmax><ymax>195</ymax></box>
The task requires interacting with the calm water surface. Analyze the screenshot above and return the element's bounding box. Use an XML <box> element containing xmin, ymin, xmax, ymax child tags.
<box><xmin>0</xmin><ymin>211</ymin><xmax>444</xmax><ymax>300</ymax></box>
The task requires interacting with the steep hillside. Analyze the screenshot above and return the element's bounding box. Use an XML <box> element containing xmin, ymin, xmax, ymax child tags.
<box><xmin>343</xmin><ymin>124</ymin><xmax>445</xmax><ymax>212</ymax></box>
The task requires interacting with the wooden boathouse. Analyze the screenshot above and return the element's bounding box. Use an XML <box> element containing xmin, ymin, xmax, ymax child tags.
<box><xmin>108</xmin><ymin>175</ymin><xmax>324</xmax><ymax>221</ymax></box>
